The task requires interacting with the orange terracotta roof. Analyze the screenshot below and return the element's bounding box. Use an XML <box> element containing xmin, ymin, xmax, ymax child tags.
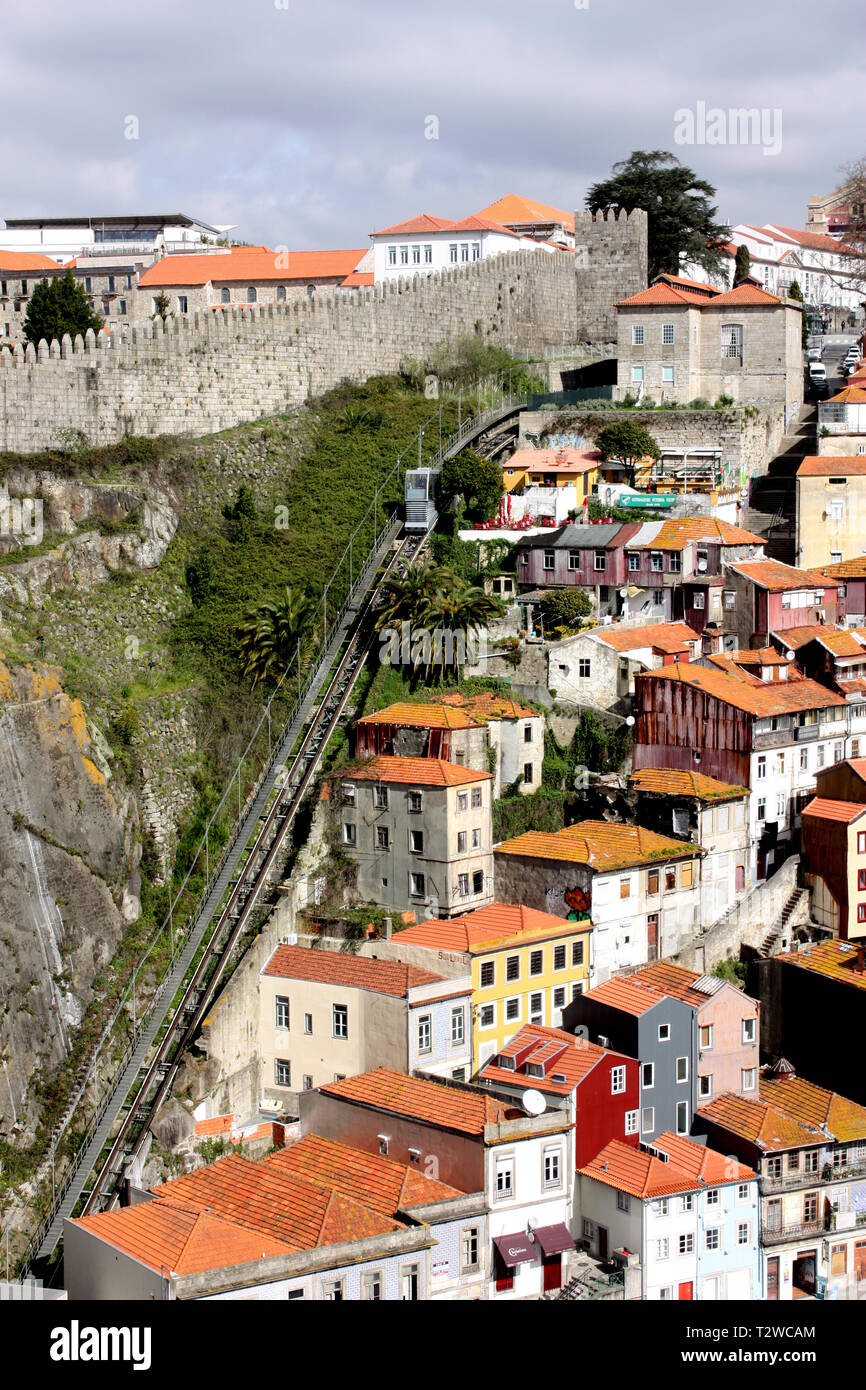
<box><xmin>372</xmin><ymin>213</ymin><xmax>457</xmax><ymax>236</ymax></box>
<box><xmin>343</xmin><ymin>755</ymin><xmax>491</xmax><ymax>787</ymax></box>
<box><xmin>769</xmin><ymin>223</ymin><xmax>864</xmax><ymax>255</ymax></box>
<box><xmin>72</xmin><ymin>1198</ymin><xmax>294</xmax><ymax>1277</ymax></box>
<box><xmin>395</xmin><ymin>902</ymin><xmax>584</xmax><ymax>953</ymax></box>
<box><xmin>801</xmin><ymin>796</ymin><xmax>866</xmax><ymax>824</ymax></box>
<box><xmin>504</xmin><ymin>446</ymin><xmax>601</xmax><ymax>475</ymax></box>
<box><xmin>645</xmin><ymin>517</ymin><xmax>764</xmax><ymax>549</ymax></box>
<box><xmin>698</xmin><ymin>1093</ymin><xmax>826</xmax><ymax>1151</ymax></box>
<box><xmin>657</xmin><ymin>272</ymin><xmax>722</xmax><ymax>294</ymax></box>
<box><xmin>708</xmin><ymin>283</ymin><xmax>782</xmax><ymax>306</ymax></box>
<box><xmin>729</xmin><ymin>558</ymin><xmax>838</xmax><ymax>592</ymax></box>
<box><xmin>495</xmin><ymin>819</ymin><xmax>702</xmax><ymax>872</ymax></box>
<box><xmin>617</xmin><ymin>282</ymin><xmax>713</xmax><ymax>308</ymax></box>
<box><xmin>0</xmin><ymin>249</ymin><xmax>65</xmax><ymax>271</ymax></box>
<box><xmin>580</xmin><ymin>1139</ymin><xmax>702</xmax><ymax>1198</ymax></box>
<box><xmin>759</xmin><ymin>1074</ymin><xmax>866</xmax><ymax>1143</ymax></box>
<box><xmin>581</xmin><ymin>976</ymin><xmax>667</xmax><ymax>1016</ymax></box>
<box><xmin>139</xmin><ymin>247</ymin><xmax>366</xmax><ymax>288</ymax></box>
<box><xmin>819</xmin><ymin>557</ymin><xmax>866</xmax><ymax>579</ymax></box>
<box><xmin>629</xmin><ymin>768</ymin><xmax>749</xmax><ymax>800</ymax></box>
<box><xmin>627</xmin><ymin>961</ymin><xmax>739</xmax><ymax>1009</ymax></box>
<box><xmin>650</xmin><ymin>1131</ymin><xmax>755</xmax><ymax>1184</ymax></box>
<box><xmin>262</xmin><ymin>944</ymin><xmax>444</xmax><ymax>995</ymax></box>
<box><xmin>638</xmin><ymin>662</ymin><xmax>847</xmax><ymax>716</ymax></box>
<box><xmin>320</xmin><ymin>1067</ymin><xmax>517</xmax><ymax>1135</ymax></box>
<box><xmin>435</xmin><ymin>690</ymin><xmax>540</xmax><ymax>721</ymax></box>
<box><xmin>474</xmin><ymin>194</ymin><xmax>576</xmax><ymax>232</ymax></box>
<box><xmin>774</xmin><ymin>938</ymin><xmax>866</xmax><ymax>990</ymax></box>
<box><xmin>358</xmin><ymin>702</ymin><xmax>477</xmax><ymax>730</ymax></box>
<box><xmin>703</xmin><ymin>653</ymin><xmax>770</xmax><ymax>686</ymax></box>
<box><xmin>826</xmin><ymin>386</ymin><xmax>866</xmax><ymax>404</ymax></box>
<box><xmin>263</xmin><ymin>1134</ymin><xmax>466</xmax><ymax>1213</ymax></box>
<box><xmin>596</xmin><ymin>621</ymin><xmax>700</xmax><ymax>654</ymax></box>
<box><xmin>479</xmin><ymin>1025</ymin><xmax>628</xmax><ymax>1094</ymax></box>
<box><xmin>776</xmin><ymin>624</ymin><xmax>832</xmax><ymax>650</ymax></box>
<box><xmin>798</xmin><ymin>455</ymin><xmax>866</xmax><ymax>477</ymax></box>
<box><xmin>732</xmin><ymin>646</ymin><xmax>790</xmax><ymax>666</ymax></box>
<box><xmin>340</xmin><ymin>271</ymin><xmax>374</xmax><ymax>287</ymax></box>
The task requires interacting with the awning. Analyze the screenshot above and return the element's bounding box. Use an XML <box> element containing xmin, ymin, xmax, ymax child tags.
<box><xmin>493</xmin><ymin>1232</ymin><xmax>537</xmax><ymax>1267</ymax></box>
<box><xmin>534</xmin><ymin>1223</ymin><xmax>576</xmax><ymax>1257</ymax></box>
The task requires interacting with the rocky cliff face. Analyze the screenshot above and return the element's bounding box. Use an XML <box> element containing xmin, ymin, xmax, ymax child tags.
<box><xmin>0</xmin><ymin>659</ymin><xmax>140</xmax><ymax>1140</ymax></box>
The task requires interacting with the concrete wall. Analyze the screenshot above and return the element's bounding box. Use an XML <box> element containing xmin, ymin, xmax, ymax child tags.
<box><xmin>677</xmin><ymin>852</ymin><xmax>807</xmax><ymax>973</ymax></box>
<box><xmin>63</xmin><ymin>1218</ymin><xmax>165</xmax><ymax>1301</ymax></box>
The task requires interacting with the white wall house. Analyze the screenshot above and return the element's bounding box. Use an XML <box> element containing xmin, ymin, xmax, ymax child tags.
<box><xmin>370</xmin><ymin>214</ymin><xmax>557</xmax><ymax>284</ymax></box>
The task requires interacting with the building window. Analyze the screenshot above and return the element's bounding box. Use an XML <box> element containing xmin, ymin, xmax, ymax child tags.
<box><xmin>682</xmin><ymin>1194</ymin><xmax>694</xmax><ymax>1212</ymax></box>
<box><xmin>699</xmin><ymin>1074</ymin><xmax>712</xmax><ymax>1098</ymax></box>
<box><xmin>343</xmin><ymin>822</ymin><xmax>356</xmax><ymax>845</ymax></box>
<box><xmin>662</xmin><ymin>323</ymin><xmax>675</xmax><ymax>344</ymax></box>
<box><xmin>276</xmin><ymin>284</ymin><xmax>286</xmax><ymax>301</ymax></box>
<box><xmin>721</xmin><ymin>323</ymin><xmax>743</xmax><ymax>358</ymax></box>
<box><xmin>804</xmin><ymin>1192</ymin><xmax>818</xmax><ymax>1224</ymax></box>
<box><xmin>625</xmin><ymin>1109</ymin><xmax>639</xmax><ymax>1135</ymax></box>
<box><xmin>658</xmin><ymin>1023</ymin><xmax>670</xmax><ymax>1041</ymax></box>
<box><xmin>742</xmin><ymin>1068</ymin><xmax>757</xmax><ymax>1091</ymax></box>
<box><xmin>361</xmin><ymin>1271</ymin><xmax>383</xmax><ymax>1300</ymax></box>
<box><xmin>177</xmin><ymin>295</ymin><xmax>188</xmax><ymax>314</ymax></box>
<box><xmin>616</xmin><ymin>1191</ymin><xmax>630</xmax><ymax>1213</ymax></box>
<box><xmin>417</xmin><ymin>1014</ymin><xmax>432</xmax><ymax>1054</ymax></box>
<box><xmin>530</xmin><ymin>992</ymin><xmax>543</xmax><ymax>1021</ymax></box>
<box><xmin>742</xmin><ymin>1018</ymin><xmax>756</xmax><ymax>1044</ymax></box>
<box><xmin>506</xmin><ymin>955</ymin><xmax>520</xmax><ymax>982</ymax></box>
<box><xmin>705</xmin><ymin>1228</ymin><xmax>720</xmax><ymax>1252</ymax></box>
<box><xmin>757</xmin><ymin>755</ymin><xmax>767</xmax><ymax>780</ymax></box>
<box><xmin>457</xmin><ymin>792</ymin><xmax>468</xmax><ymax>812</ymax></box>
<box><xmin>594</xmin><ymin>551</ymin><xmax>606</xmax><ymax>572</ymax></box>
<box><xmin>332</xmin><ymin>1004</ymin><xmax>348</xmax><ymax>1039</ymax></box>
<box><xmin>343</xmin><ymin>783</ymin><xmax>355</xmax><ymax>805</ymax></box>
<box><xmin>543</xmin><ymin>549</ymin><xmax>555</xmax><ymax>570</ymax></box>
<box><xmin>572</xmin><ymin>939</ymin><xmax>585</xmax><ymax>966</ymax></box>
<box><xmin>410</xmin><ymin>829</ymin><xmax>424</xmax><ymax>854</ymax></box>
<box><xmin>647</xmin><ymin>870</ymin><xmax>660</xmax><ymax>896</ymax></box>
<box><xmin>410</xmin><ymin>872</ymin><xmax>426</xmax><ymax>897</ymax></box>
<box><xmin>676</xmin><ymin>1101</ymin><xmax>688</xmax><ymax>1133</ymax></box>
<box><xmin>449</xmin><ymin>244</ymin><xmax>458</xmax><ymax>263</ymax></box>
<box><xmin>693</xmin><ymin>592</ymin><xmax>705</xmax><ymax>610</ymax></box>
<box><xmin>642</xmin><ymin>1062</ymin><xmax>654</xmax><ymax>1089</ymax></box>
<box><xmin>681</xmin><ymin>862</ymin><xmax>693</xmax><ymax>889</ymax></box>
<box><xmin>553</xmin><ymin>944</ymin><xmax>566</xmax><ymax>971</ymax></box>
<box><xmin>473</xmin><ymin>869</ymin><xmax>485</xmax><ymax>894</ymax></box>
<box><xmin>523</xmin><ymin>724</ymin><xmax>533</xmax><ymax>745</ymax></box>
<box><xmin>302</xmin><ymin>1075</ymin><xmax>313</xmax><ymax>1091</ymax></box>
<box><xmin>669</xmin><ymin>550</ymin><xmax>681</xmax><ymax>572</ymax></box>
<box><xmin>553</xmin><ymin>986</ymin><xmax>565</xmax><ymax>1008</ymax></box>
<box><xmin>479</xmin><ymin>1003</ymin><xmax>495</xmax><ymax>1028</ymax></box>
<box><xmin>656</xmin><ymin>1238</ymin><xmax>670</xmax><ymax>1260</ymax></box>
<box><xmin>451</xmin><ymin>1007</ymin><xmax>465</xmax><ymax>1045</ymax></box>
<box><xmin>628</xmin><ymin>552</ymin><xmax>639</xmax><ymax>571</ymax></box>
<box><xmin>118</xmin><ymin>299</ymin><xmax>127</xmax><ymax>315</ymax></box>
<box><xmin>412</xmin><ymin>244</ymin><xmax>421</xmax><ymax>265</ymax></box>
<box><xmin>304</xmin><ymin>1012</ymin><xmax>312</xmax><ymax>1035</ymax></box>
<box><xmin>620</xmin><ymin>878</ymin><xmax>631</xmax><ymax>899</ymax></box>
<box><xmin>737</xmin><ymin>1183</ymin><xmax>749</xmax><ymax>1200</ymax></box>
<box><xmin>505</xmin><ymin>997</ymin><xmax>520</xmax><ymax>1022</ymax></box>
<box><xmin>480</xmin><ymin>961</ymin><xmax>495</xmax><ymax>988</ymax></box>
<box><xmin>530</xmin><ymin>950</ymin><xmax>543</xmax><ymax>975</ymax></box>
<box><xmin>376</xmin><ymin>826</ymin><xmax>390</xmax><ymax>850</ymax></box>
<box><xmin>757</xmin><ymin>797</ymin><xmax>766</xmax><ymax>821</ymax></box>
<box><xmin>676</xmin><ymin>1057</ymin><xmax>688</xmax><ymax>1082</ymax></box>
<box><xmin>578</xmin><ymin>658</ymin><xmax>591</xmax><ymax>678</ymax></box>
<box><xmin>471</xmin><ymin>827</ymin><xmax>481</xmax><ymax>850</ymax></box>
<box><xmin>699</xmin><ymin>1025</ymin><xmax>713</xmax><ymax>1050</ymax></box>
<box><xmin>678</xmin><ymin>1233</ymin><xmax>694</xmax><ymax>1255</ymax></box>
<box><xmin>800</xmin><ymin>747</ymin><xmax>809</xmax><ymax>771</ymax></box>
<box><xmin>400</xmin><ymin>1264</ymin><xmax>420</xmax><ymax>1301</ymax></box>
<box><xmin>737</xmin><ymin>1222</ymin><xmax>750</xmax><ymax>1246</ymax></box>
<box><xmin>461</xmin><ymin>1227</ymin><xmax>479</xmax><ymax>1272</ymax></box>
<box><xmin>275</xmin><ymin>996</ymin><xmax>290</xmax><ymax>1030</ymax></box>
<box><xmin>651</xmin><ymin>552</ymin><xmax>663</xmax><ymax>572</ymax></box>
<box><xmin>471</xmin><ymin>787</ymin><xmax>483</xmax><ymax>808</ymax></box>
<box><xmin>631</xmin><ymin>366</ymin><xmax>644</xmax><ymax>384</ymax></box>
<box><xmin>524</xmin><ymin>762</ymin><xmax>534</xmax><ymax>784</ymax></box>
<box><xmin>632</xmin><ymin>324</ymin><xmax>645</xmax><ymax>345</ymax></box>
<box><xmin>572</xmin><ymin>982</ymin><xmax>584</xmax><ymax>1000</ymax></box>
<box><xmin>544</xmin><ymin>1148</ymin><xmax>561</xmax><ymax>1188</ymax></box>
<box><xmin>458</xmin><ymin>873</ymin><xmax>470</xmax><ymax>896</ymax></box>
<box><xmin>423</xmin><ymin>244</ymin><xmax>433</xmax><ymax>264</ymax></box>
<box><xmin>323</xmin><ymin>1278</ymin><xmax>345</xmax><ymax>1300</ymax></box>
<box><xmin>642</xmin><ymin>1107</ymin><xmax>655</xmax><ymax>1133</ymax></box>
<box><xmin>457</xmin><ymin>830</ymin><xmax>467</xmax><ymax>854</ymax></box>
<box><xmin>388</xmin><ymin>246</ymin><xmax>397</xmax><ymax>265</ymax></box>
<box><xmin>665</xmin><ymin>869</ymin><xmax>677</xmax><ymax>892</ymax></box>
<box><xmin>275</xmin><ymin>1058</ymin><xmax>291</xmax><ymax>1087</ymax></box>
<box><xmin>409</xmin><ymin>790</ymin><xmax>423</xmax><ymax>813</ymax></box>
<box><xmin>611</xmin><ymin>1066</ymin><xmax>626</xmax><ymax>1094</ymax></box>
<box><xmin>374</xmin><ymin>786</ymin><xmax>389</xmax><ymax>810</ymax></box>
<box><xmin>495</xmin><ymin>1157</ymin><xmax>514</xmax><ymax>1200</ymax></box>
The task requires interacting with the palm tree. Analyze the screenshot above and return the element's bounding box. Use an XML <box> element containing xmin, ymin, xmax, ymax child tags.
<box><xmin>419</xmin><ymin>572</ymin><xmax>503</xmax><ymax>679</ymax></box>
<box><xmin>237</xmin><ymin>586</ymin><xmax>313</xmax><ymax>688</ymax></box>
<box><xmin>375</xmin><ymin>561</ymin><xmax>438</xmax><ymax>632</ymax></box>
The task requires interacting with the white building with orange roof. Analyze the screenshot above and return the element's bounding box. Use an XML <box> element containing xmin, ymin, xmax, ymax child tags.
<box><xmin>577</xmin><ymin>1132</ymin><xmax>759</xmax><ymax>1300</ymax></box>
<box><xmin>138</xmin><ymin>244</ymin><xmax>372</xmax><ymax>318</ymax></box>
<box><xmin>64</xmin><ymin>1132</ymin><xmax>485</xmax><ymax>1301</ymax></box>
<box><xmin>549</xmin><ymin>619</ymin><xmax>701</xmax><ymax>712</ymax></box>
<box><xmin>817</xmin><ymin>389</ymin><xmax>866</xmax><ymax>456</ymax></box>
<box><xmin>354</xmin><ymin>694</ymin><xmax>544</xmax><ymax>797</ymax></box>
<box><xmin>369</xmin><ymin>211</ymin><xmax>562</xmax><ymax>284</ymax></box>
<box><xmin>303</xmin><ymin>1067</ymin><xmax>577</xmax><ymax>1298</ymax></box>
<box><xmin>494</xmin><ymin>821</ymin><xmax>704</xmax><ymax>979</ymax></box>
<box><xmin>473</xmin><ymin>194</ymin><xmax>575</xmax><ymax>249</ymax></box>
<box><xmin>337</xmin><ymin>754</ymin><xmax>494</xmax><ymax>918</ymax></box>
<box><xmin>796</xmin><ymin>455</ymin><xmax>866</xmax><ymax>571</ymax></box>
<box><xmin>361</xmin><ymin>902</ymin><xmax>591</xmax><ymax>1070</ymax></box>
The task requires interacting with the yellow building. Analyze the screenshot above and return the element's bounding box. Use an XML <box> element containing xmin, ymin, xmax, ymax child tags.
<box><xmin>502</xmin><ymin>447</ymin><xmax>600</xmax><ymax>503</ymax></box>
<box><xmin>796</xmin><ymin>455</ymin><xmax>866</xmax><ymax>570</ymax></box>
<box><xmin>383</xmin><ymin>902</ymin><xmax>592</xmax><ymax>1071</ymax></box>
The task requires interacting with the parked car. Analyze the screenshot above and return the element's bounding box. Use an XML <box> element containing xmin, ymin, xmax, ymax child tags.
<box><xmin>807</xmin><ymin>347</ymin><xmax>822</xmax><ymax>362</ymax></box>
<box><xmin>808</xmin><ymin>362</ymin><xmax>827</xmax><ymax>384</ymax></box>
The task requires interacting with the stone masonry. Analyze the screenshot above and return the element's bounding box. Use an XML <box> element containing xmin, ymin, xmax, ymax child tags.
<box><xmin>573</xmin><ymin>209</ymin><xmax>648</xmax><ymax>348</ymax></box>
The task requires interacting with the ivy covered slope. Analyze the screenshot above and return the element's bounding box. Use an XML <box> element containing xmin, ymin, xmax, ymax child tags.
<box><xmin>0</xmin><ymin>369</ymin><xmax>460</xmax><ymax>1181</ymax></box>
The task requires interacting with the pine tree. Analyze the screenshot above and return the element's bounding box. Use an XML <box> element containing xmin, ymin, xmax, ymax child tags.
<box><xmin>733</xmin><ymin>244</ymin><xmax>751</xmax><ymax>285</ymax></box>
<box><xmin>22</xmin><ymin>270</ymin><xmax>103</xmax><ymax>346</ymax></box>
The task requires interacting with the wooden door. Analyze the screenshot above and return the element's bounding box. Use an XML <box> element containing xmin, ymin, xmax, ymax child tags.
<box><xmin>736</xmin><ymin>864</ymin><xmax>745</xmax><ymax>891</ymax></box>
<box><xmin>766</xmin><ymin>1256</ymin><xmax>779</xmax><ymax>1300</ymax></box>
<box><xmin>855</xmin><ymin>1240</ymin><xmax>866</xmax><ymax>1282</ymax></box>
<box><xmin>543</xmin><ymin>1254</ymin><xmax>562</xmax><ymax>1292</ymax></box>
<box><xmin>598</xmin><ymin>1226</ymin><xmax>609</xmax><ymax>1261</ymax></box>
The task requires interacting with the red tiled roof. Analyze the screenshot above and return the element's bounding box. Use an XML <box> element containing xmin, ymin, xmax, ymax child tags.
<box><xmin>263</xmin><ymin>1134</ymin><xmax>466</xmax><ymax>1212</ymax></box>
<box><xmin>627</xmin><ymin>960</ymin><xmax>741</xmax><ymax>1009</ymax></box>
<box><xmin>262</xmin><ymin>944</ymin><xmax>444</xmax><ymax>995</ymax></box>
<box><xmin>340</xmin><ymin>271</ymin><xmax>374</xmax><ymax>287</ymax></box>
<box><xmin>798</xmin><ymin>455</ymin><xmax>866</xmax><ymax>478</ymax></box>
<box><xmin>342</xmin><ymin>755</ymin><xmax>491</xmax><ymax>787</ymax></box>
<box><xmin>801</xmin><ymin>796</ymin><xmax>866</xmax><ymax>825</ymax></box>
<box><xmin>629</xmin><ymin>768</ymin><xmax>748</xmax><ymax>800</ymax></box>
<box><xmin>320</xmin><ymin>1067</ymin><xmax>517</xmax><ymax>1135</ymax></box>
<box><xmin>139</xmin><ymin>247</ymin><xmax>366</xmax><ymax>287</ymax></box>
<box><xmin>617</xmin><ymin>282</ymin><xmax>713</xmax><ymax>308</ymax></box>
<box><xmin>638</xmin><ymin>662</ymin><xmax>847</xmax><ymax>716</ymax></box>
<box><xmin>371</xmin><ymin>213</ymin><xmax>519</xmax><ymax>239</ymax></box>
<box><xmin>474</xmin><ymin>194</ymin><xmax>576</xmax><ymax>232</ymax></box>
<box><xmin>650</xmin><ymin>1131</ymin><xmax>754</xmax><ymax>1184</ymax></box>
<box><xmin>72</xmin><ymin>1198</ymin><xmax>294</xmax><ymax>1277</ymax></box>
<box><xmin>435</xmin><ymin>690</ymin><xmax>540</xmax><ymax>721</ymax></box>
<box><xmin>759</xmin><ymin>1074</ymin><xmax>866</xmax><ymax>1143</ymax></box>
<box><xmin>646</xmin><ymin>517</ymin><xmax>764</xmax><ymax>549</ymax></box>
<box><xmin>767</xmin><ymin>223</ymin><xmax>864</xmax><ymax>255</ymax></box>
<box><xmin>707</xmin><ymin>283</ymin><xmax>782</xmax><ymax>306</ymax></box>
<box><xmin>358</xmin><ymin>702</ymin><xmax>476</xmax><ymax>730</ymax></box>
<box><xmin>596</xmin><ymin>622</ymin><xmax>700</xmax><ymax>654</ymax></box>
<box><xmin>0</xmin><ymin>249</ymin><xmax>65</xmax><ymax>271</ymax></box>
<box><xmin>826</xmin><ymin>386</ymin><xmax>866</xmax><ymax>404</ymax></box>
<box><xmin>395</xmin><ymin>902</ymin><xmax>584</xmax><ymax>953</ymax></box>
<box><xmin>495</xmin><ymin>820</ymin><xmax>701</xmax><ymax>872</ymax></box>
<box><xmin>479</xmin><ymin>1025</ymin><xmax>628</xmax><ymax>1095</ymax></box>
<box><xmin>583</xmin><ymin>976</ymin><xmax>667</xmax><ymax>1016</ymax></box>
<box><xmin>580</xmin><ymin>1139</ymin><xmax>701</xmax><ymax>1198</ymax></box>
<box><xmin>773</xmin><ymin>938</ymin><xmax>866</xmax><ymax>991</ymax></box>
<box><xmin>729</xmin><ymin>558</ymin><xmax>838</xmax><ymax>592</ymax></box>
<box><xmin>504</xmin><ymin>446</ymin><xmax>601</xmax><ymax>475</ymax></box>
<box><xmin>698</xmin><ymin>1093</ymin><xmax>825</xmax><ymax>1151</ymax></box>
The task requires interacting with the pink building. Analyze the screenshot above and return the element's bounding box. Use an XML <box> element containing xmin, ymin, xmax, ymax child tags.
<box><xmin>725</xmin><ymin>559</ymin><xmax>840</xmax><ymax>647</ymax></box>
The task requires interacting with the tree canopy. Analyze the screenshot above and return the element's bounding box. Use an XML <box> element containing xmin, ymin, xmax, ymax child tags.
<box><xmin>595</xmin><ymin>421</ymin><xmax>660</xmax><ymax>485</ymax></box>
<box><xmin>22</xmin><ymin>270</ymin><xmax>103</xmax><ymax>346</ymax></box>
<box><xmin>587</xmin><ymin>150</ymin><xmax>730</xmax><ymax>282</ymax></box>
<box><xmin>440</xmin><ymin>449</ymin><xmax>504</xmax><ymax>520</ymax></box>
<box><xmin>733</xmin><ymin>244</ymin><xmax>751</xmax><ymax>285</ymax></box>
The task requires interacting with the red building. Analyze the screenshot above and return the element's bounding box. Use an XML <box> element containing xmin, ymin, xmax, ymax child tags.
<box><xmin>725</xmin><ymin>558</ymin><xmax>839</xmax><ymax>647</ymax></box>
<box><xmin>476</xmin><ymin>1025</ymin><xmax>640</xmax><ymax>1168</ymax></box>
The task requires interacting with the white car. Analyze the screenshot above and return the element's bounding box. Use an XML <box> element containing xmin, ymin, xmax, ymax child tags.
<box><xmin>807</xmin><ymin>347</ymin><xmax>822</xmax><ymax>362</ymax></box>
<box><xmin>808</xmin><ymin>362</ymin><xmax>827</xmax><ymax>383</ymax></box>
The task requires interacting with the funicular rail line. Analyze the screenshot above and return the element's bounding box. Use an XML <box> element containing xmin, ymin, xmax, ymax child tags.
<box><xmin>32</xmin><ymin>517</ymin><xmax>432</xmax><ymax>1263</ymax></box>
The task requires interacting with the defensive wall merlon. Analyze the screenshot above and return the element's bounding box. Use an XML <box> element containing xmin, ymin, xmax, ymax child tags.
<box><xmin>0</xmin><ymin>212</ymin><xmax>649</xmax><ymax>453</ymax></box>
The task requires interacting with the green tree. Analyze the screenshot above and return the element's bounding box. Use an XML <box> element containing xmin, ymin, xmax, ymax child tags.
<box><xmin>151</xmin><ymin>291</ymin><xmax>171</xmax><ymax>320</ymax></box>
<box><xmin>587</xmin><ymin>150</ymin><xmax>731</xmax><ymax>282</ymax></box>
<box><xmin>419</xmin><ymin>573</ymin><xmax>503</xmax><ymax>679</ymax></box>
<box><xmin>22</xmin><ymin>270</ymin><xmax>103</xmax><ymax>346</ymax></box>
<box><xmin>788</xmin><ymin>280</ymin><xmax>809</xmax><ymax>350</ymax></box>
<box><xmin>441</xmin><ymin>449</ymin><xmax>503</xmax><ymax>520</ymax></box>
<box><xmin>539</xmin><ymin>589</ymin><xmax>592</xmax><ymax>635</ymax></box>
<box><xmin>185</xmin><ymin>547</ymin><xmax>217</xmax><ymax>608</ymax></box>
<box><xmin>595</xmin><ymin>420</ymin><xmax>660</xmax><ymax>486</ymax></box>
<box><xmin>223</xmin><ymin>484</ymin><xmax>258</xmax><ymax>542</ymax></box>
<box><xmin>733</xmin><ymin>244</ymin><xmax>751</xmax><ymax>285</ymax></box>
<box><xmin>236</xmin><ymin>586</ymin><xmax>313</xmax><ymax>688</ymax></box>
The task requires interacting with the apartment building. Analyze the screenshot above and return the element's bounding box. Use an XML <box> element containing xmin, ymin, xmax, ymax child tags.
<box><xmin>577</xmin><ymin>1134</ymin><xmax>759</xmax><ymax>1300</ymax></box>
<box><xmin>337</xmin><ymin>755</ymin><xmax>494</xmax><ymax>918</ymax></box>
<box><xmin>696</xmin><ymin>1069</ymin><xmax>866</xmax><ymax>1301</ymax></box>
<box><xmin>138</xmin><ymin>245</ymin><xmax>372</xmax><ymax>317</ymax></box>
<box><xmin>723</xmin><ymin>558</ymin><xmax>840</xmax><ymax>646</ymax></box>
<box><xmin>258</xmin><ymin>945</ymin><xmax>473</xmax><ymax>1110</ymax></box>
<box><xmin>495</xmin><ymin>820</ymin><xmax>704</xmax><ymax>979</ymax></box>
<box><xmin>64</xmin><ymin>1135</ymin><xmax>481</xmax><ymax>1301</ymax></box>
<box><xmin>630</xmin><ymin>767</ymin><xmax>751</xmax><ymax>920</ymax></box>
<box><xmin>797</xmin><ymin>456</ymin><xmax>866</xmax><ymax>570</ymax></box>
<box><xmin>634</xmin><ymin>662</ymin><xmax>853</xmax><ymax>879</ymax></box>
<box><xmin>302</xmin><ymin>1068</ymin><xmax>576</xmax><ymax>1298</ymax></box>
<box><xmin>817</xmin><ymin>390</ymin><xmax>866</xmax><ymax>459</ymax></box>
<box><xmin>368</xmin><ymin>212</ymin><xmax>558</xmax><ymax>284</ymax></box>
<box><xmin>550</xmin><ymin>621</ymin><xmax>701</xmax><ymax>713</ymax></box>
<box><xmin>354</xmin><ymin>692</ymin><xmax>545</xmax><ymax>798</ymax></box>
<box><xmin>364</xmin><ymin>902</ymin><xmax>591</xmax><ymax>1070</ymax></box>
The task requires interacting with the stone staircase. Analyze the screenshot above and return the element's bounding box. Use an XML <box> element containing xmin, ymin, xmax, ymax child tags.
<box><xmin>759</xmin><ymin>886</ymin><xmax>806</xmax><ymax>958</ymax></box>
<box><xmin>745</xmin><ymin>405</ymin><xmax>816</xmax><ymax>562</ymax></box>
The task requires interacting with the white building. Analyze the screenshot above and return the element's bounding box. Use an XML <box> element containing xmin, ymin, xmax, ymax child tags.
<box><xmin>0</xmin><ymin>212</ymin><xmax>233</xmax><ymax>265</ymax></box>
<box><xmin>369</xmin><ymin>213</ymin><xmax>559</xmax><ymax>284</ymax></box>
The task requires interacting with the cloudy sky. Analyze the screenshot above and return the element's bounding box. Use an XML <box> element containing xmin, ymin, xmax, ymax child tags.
<box><xmin>2</xmin><ymin>0</ymin><xmax>862</xmax><ymax>250</ymax></box>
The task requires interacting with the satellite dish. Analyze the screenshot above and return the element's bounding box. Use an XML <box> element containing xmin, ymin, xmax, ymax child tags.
<box><xmin>625</xmin><ymin>715</ymin><xmax>635</xmax><ymax>727</ymax></box>
<box><xmin>619</xmin><ymin>587</ymin><xmax>628</xmax><ymax>598</ymax></box>
<box><xmin>522</xmin><ymin>1089</ymin><xmax>546</xmax><ymax>1116</ymax></box>
<box><xmin>785</xmin><ymin>650</ymin><xmax>794</xmax><ymax>661</ymax></box>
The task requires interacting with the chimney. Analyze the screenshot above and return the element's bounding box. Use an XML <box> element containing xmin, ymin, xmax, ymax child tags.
<box><xmin>382</xmin><ymin>915</ymin><xmax>393</xmax><ymax>941</ymax></box>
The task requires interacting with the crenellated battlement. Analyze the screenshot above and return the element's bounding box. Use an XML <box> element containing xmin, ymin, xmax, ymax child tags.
<box><xmin>573</xmin><ymin>204</ymin><xmax>648</xmax><ymax>343</ymax></box>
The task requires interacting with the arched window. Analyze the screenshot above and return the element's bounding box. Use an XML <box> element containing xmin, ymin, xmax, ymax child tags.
<box><xmin>220</xmin><ymin>287</ymin><xmax>230</xmax><ymax>304</ymax></box>
<box><xmin>247</xmin><ymin>286</ymin><xmax>257</xmax><ymax>303</ymax></box>
<box><xmin>276</xmin><ymin>285</ymin><xmax>286</xmax><ymax>302</ymax></box>
<box><xmin>306</xmin><ymin>283</ymin><xmax>316</xmax><ymax>298</ymax></box>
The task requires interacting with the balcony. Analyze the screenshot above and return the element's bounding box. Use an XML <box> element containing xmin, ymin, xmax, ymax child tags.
<box><xmin>759</xmin><ymin>1161</ymin><xmax>866</xmax><ymax>1194</ymax></box>
<box><xmin>794</xmin><ymin>724</ymin><xmax>820</xmax><ymax>742</ymax></box>
<box><xmin>762</xmin><ymin>1218</ymin><xmax>826</xmax><ymax>1247</ymax></box>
